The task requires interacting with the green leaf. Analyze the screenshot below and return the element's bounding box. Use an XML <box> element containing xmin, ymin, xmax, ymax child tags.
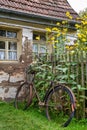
<box><xmin>77</xmin><ymin>85</ymin><xmax>82</xmax><ymax>90</ymax></box>
<box><xmin>70</xmin><ymin>74</ymin><xmax>76</xmax><ymax>80</ymax></box>
<box><xmin>58</xmin><ymin>80</ymin><xmax>67</xmax><ymax>84</ymax></box>
<box><xmin>57</xmin><ymin>67</ymin><xmax>68</xmax><ymax>73</ymax></box>
<box><xmin>67</xmin><ymin>80</ymin><xmax>77</xmax><ymax>85</ymax></box>
<box><xmin>35</xmin><ymin>81</ymin><xmax>45</xmax><ymax>88</ymax></box>
<box><xmin>61</xmin><ymin>75</ymin><xmax>68</xmax><ymax>79</ymax></box>
<box><xmin>79</xmin><ymin>95</ymin><xmax>87</xmax><ymax>99</ymax></box>
<box><xmin>71</xmin><ymin>62</ymin><xmax>77</xmax><ymax>66</ymax></box>
<box><xmin>71</xmin><ymin>86</ymin><xmax>77</xmax><ymax>90</ymax></box>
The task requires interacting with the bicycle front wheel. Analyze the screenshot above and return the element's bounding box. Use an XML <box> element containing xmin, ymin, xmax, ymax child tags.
<box><xmin>14</xmin><ymin>82</ymin><xmax>33</xmax><ymax>110</ymax></box>
<box><xmin>45</xmin><ymin>85</ymin><xmax>75</xmax><ymax>127</ymax></box>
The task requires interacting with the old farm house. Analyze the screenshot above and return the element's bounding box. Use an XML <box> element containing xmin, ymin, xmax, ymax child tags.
<box><xmin>0</xmin><ymin>0</ymin><xmax>79</xmax><ymax>100</ymax></box>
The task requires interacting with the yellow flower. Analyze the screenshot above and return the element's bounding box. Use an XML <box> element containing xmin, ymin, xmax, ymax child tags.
<box><xmin>70</xmin><ymin>51</ymin><xmax>75</xmax><ymax>55</ymax></box>
<box><xmin>84</xmin><ymin>47</ymin><xmax>87</xmax><ymax>50</ymax></box>
<box><xmin>57</xmin><ymin>33</ymin><xmax>61</xmax><ymax>37</ymax></box>
<box><xmin>65</xmin><ymin>46</ymin><xmax>69</xmax><ymax>49</ymax></box>
<box><xmin>74</xmin><ymin>43</ymin><xmax>79</xmax><ymax>46</ymax></box>
<box><xmin>62</xmin><ymin>21</ymin><xmax>66</xmax><ymax>24</ymax></box>
<box><xmin>52</xmin><ymin>27</ymin><xmax>58</xmax><ymax>31</ymax></box>
<box><xmin>36</xmin><ymin>36</ymin><xmax>40</xmax><ymax>40</ymax></box>
<box><xmin>75</xmin><ymin>24</ymin><xmax>80</xmax><ymax>29</ymax></box>
<box><xmin>83</xmin><ymin>15</ymin><xmax>87</xmax><ymax>19</ymax></box>
<box><xmin>76</xmin><ymin>17</ymin><xmax>81</xmax><ymax>20</ymax></box>
<box><xmin>69</xmin><ymin>46</ymin><xmax>74</xmax><ymax>50</ymax></box>
<box><xmin>54</xmin><ymin>40</ymin><xmax>58</xmax><ymax>43</ymax></box>
<box><xmin>62</xmin><ymin>20</ymin><xmax>68</xmax><ymax>24</ymax></box>
<box><xmin>45</xmin><ymin>28</ymin><xmax>51</xmax><ymax>32</ymax></box>
<box><xmin>77</xmin><ymin>33</ymin><xmax>82</xmax><ymax>38</ymax></box>
<box><xmin>81</xmin><ymin>48</ymin><xmax>84</xmax><ymax>50</ymax></box>
<box><xmin>51</xmin><ymin>36</ymin><xmax>55</xmax><ymax>41</ymax></box>
<box><xmin>65</xmin><ymin>45</ymin><xmax>74</xmax><ymax>50</ymax></box>
<box><xmin>85</xmin><ymin>31</ymin><xmax>87</xmax><ymax>35</ymax></box>
<box><xmin>82</xmin><ymin>38</ymin><xmax>86</xmax><ymax>42</ymax></box>
<box><xmin>62</xmin><ymin>32</ymin><xmax>66</xmax><ymax>35</ymax></box>
<box><xmin>69</xmin><ymin>16</ymin><xmax>72</xmax><ymax>19</ymax></box>
<box><xmin>63</xmin><ymin>28</ymin><xmax>67</xmax><ymax>32</ymax></box>
<box><xmin>66</xmin><ymin>11</ymin><xmax>72</xmax><ymax>19</ymax></box>
<box><xmin>81</xmin><ymin>20</ymin><xmax>87</xmax><ymax>25</ymax></box>
<box><xmin>66</xmin><ymin>11</ymin><xmax>70</xmax><ymax>17</ymax></box>
<box><xmin>56</xmin><ymin>22</ymin><xmax>60</xmax><ymax>26</ymax></box>
<box><xmin>53</xmin><ymin>45</ymin><xmax>57</xmax><ymax>48</ymax></box>
<box><xmin>57</xmin><ymin>29</ymin><xmax>60</xmax><ymax>33</ymax></box>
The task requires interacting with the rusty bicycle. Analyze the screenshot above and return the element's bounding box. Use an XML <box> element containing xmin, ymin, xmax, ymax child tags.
<box><xmin>14</xmin><ymin>56</ymin><xmax>76</xmax><ymax>127</ymax></box>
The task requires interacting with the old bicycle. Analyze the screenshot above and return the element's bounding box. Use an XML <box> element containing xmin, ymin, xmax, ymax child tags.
<box><xmin>14</xmin><ymin>56</ymin><xmax>76</xmax><ymax>127</ymax></box>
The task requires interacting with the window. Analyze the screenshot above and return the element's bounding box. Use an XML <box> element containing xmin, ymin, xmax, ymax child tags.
<box><xmin>33</xmin><ymin>43</ymin><xmax>47</xmax><ymax>54</ymax></box>
<box><xmin>65</xmin><ymin>34</ymin><xmax>77</xmax><ymax>46</ymax></box>
<box><xmin>33</xmin><ymin>32</ymin><xmax>47</xmax><ymax>55</ymax></box>
<box><xmin>0</xmin><ymin>28</ymin><xmax>21</xmax><ymax>61</ymax></box>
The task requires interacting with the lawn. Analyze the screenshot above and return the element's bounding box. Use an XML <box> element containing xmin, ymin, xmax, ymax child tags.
<box><xmin>0</xmin><ymin>101</ymin><xmax>87</xmax><ymax>130</ymax></box>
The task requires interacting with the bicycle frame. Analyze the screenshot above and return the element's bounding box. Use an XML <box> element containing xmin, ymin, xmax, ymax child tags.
<box><xmin>28</xmin><ymin>72</ymin><xmax>55</xmax><ymax>106</ymax></box>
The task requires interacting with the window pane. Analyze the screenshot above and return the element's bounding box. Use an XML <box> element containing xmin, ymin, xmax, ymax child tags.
<box><xmin>8</xmin><ymin>42</ymin><xmax>17</xmax><ymax>60</ymax></box>
<box><xmin>0</xmin><ymin>41</ymin><xmax>5</xmax><ymax>49</ymax></box>
<box><xmin>65</xmin><ymin>35</ymin><xmax>77</xmax><ymax>45</ymax></box>
<box><xmin>0</xmin><ymin>41</ymin><xmax>5</xmax><ymax>60</ymax></box>
<box><xmin>40</xmin><ymin>35</ymin><xmax>46</xmax><ymax>41</ymax></box>
<box><xmin>8</xmin><ymin>42</ymin><xmax>17</xmax><ymax>50</ymax></box>
<box><xmin>7</xmin><ymin>31</ymin><xmax>17</xmax><ymax>38</ymax></box>
<box><xmin>33</xmin><ymin>33</ymin><xmax>46</xmax><ymax>41</ymax></box>
<box><xmin>0</xmin><ymin>51</ymin><xmax>5</xmax><ymax>60</ymax></box>
<box><xmin>0</xmin><ymin>30</ymin><xmax>6</xmax><ymax>37</ymax></box>
<box><xmin>40</xmin><ymin>45</ymin><xmax>47</xmax><ymax>53</ymax></box>
<box><xmin>33</xmin><ymin>44</ymin><xmax>38</xmax><ymax>53</ymax></box>
<box><xmin>8</xmin><ymin>51</ymin><xmax>17</xmax><ymax>60</ymax></box>
<box><xmin>33</xmin><ymin>34</ymin><xmax>38</xmax><ymax>40</ymax></box>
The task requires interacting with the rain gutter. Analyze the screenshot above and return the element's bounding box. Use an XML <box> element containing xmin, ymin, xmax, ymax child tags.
<box><xmin>0</xmin><ymin>8</ymin><xmax>79</xmax><ymax>29</ymax></box>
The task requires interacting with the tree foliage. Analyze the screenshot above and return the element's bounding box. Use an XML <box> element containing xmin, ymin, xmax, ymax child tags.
<box><xmin>79</xmin><ymin>8</ymin><xmax>87</xmax><ymax>17</ymax></box>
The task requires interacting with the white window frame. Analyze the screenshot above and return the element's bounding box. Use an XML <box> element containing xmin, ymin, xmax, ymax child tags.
<box><xmin>0</xmin><ymin>27</ymin><xmax>22</xmax><ymax>62</ymax></box>
<box><xmin>33</xmin><ymin>40</ymin><xmax>47</xmax><ymax>55</ymax></box>
<box><xmin>33</xmin><ymin>32</ymin><xmax>48</xmax><ymax>55</ymax></box>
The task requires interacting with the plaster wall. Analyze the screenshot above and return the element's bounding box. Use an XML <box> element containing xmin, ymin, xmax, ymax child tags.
<box><xmin>0</xmin><ymin>27</ymin><xmax>33</xmax><ymax>101</ymax></box>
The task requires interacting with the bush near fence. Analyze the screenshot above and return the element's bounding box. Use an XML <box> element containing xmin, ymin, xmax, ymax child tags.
<box><xmin>33</xmin><ymin>51</ymin><xmax>87</xmax><ymax>119</ymax></box>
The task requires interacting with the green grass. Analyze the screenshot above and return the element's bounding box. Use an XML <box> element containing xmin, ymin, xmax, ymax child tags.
<box><xmin>0</xmin><ymin>101</ymin><xmax>87</xmax><ymax>130</ymax></box>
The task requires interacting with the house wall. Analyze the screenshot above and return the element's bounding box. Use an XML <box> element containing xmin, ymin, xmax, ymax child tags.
<box><xmin>0</xmin><ymin>18</ymin><xmax>77</xmax><ymax>101</ymax></box>
<box><xmin>0</xmin><ymin>25</ymin><xmax>33</xmax><ymax>101</ymax></box>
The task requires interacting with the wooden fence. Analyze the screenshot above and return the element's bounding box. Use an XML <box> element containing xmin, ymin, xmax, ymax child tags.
<box><xmin>52</xmin><ymin>51</ymin><xmax>87</xmax><ymax>118</ymax></box>
<box><xmin>55</xmin><ymin>51</ymin><xmax>87</xmax><ymax>87</ymax></box>
<box><xmin>34</xmin><ymin>51</ymin><xmax>87</xmax><ymax>118</ymax></box>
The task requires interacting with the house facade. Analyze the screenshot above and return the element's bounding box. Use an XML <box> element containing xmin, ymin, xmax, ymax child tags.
<box><xmin>0</xmin><ymin>0</ymin><xmax>79</xmax><ymax>101</ymax></box>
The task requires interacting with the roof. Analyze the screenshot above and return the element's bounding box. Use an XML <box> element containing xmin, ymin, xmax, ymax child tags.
<box><xmin>0</xmin><ymin>0</ymin><xmax>79</xmax><ymax>22</ymax></box>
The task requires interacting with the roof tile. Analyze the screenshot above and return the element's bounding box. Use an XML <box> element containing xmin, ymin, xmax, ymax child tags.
<box><xmin>0</xmin><ymin>0</ymin><xmax>79</xmax><ymax>21</ymax></box>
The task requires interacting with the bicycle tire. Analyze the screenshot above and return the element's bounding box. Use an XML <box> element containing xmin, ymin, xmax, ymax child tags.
<box><xmin>14</xmin><ymin>82</ymin><xmax>33</xmax><ymax>110</ymax></box>
<box><xmin>45</xmin><ymin>84</ymin><xmax>76</xmax><ymax>127</ymax></box>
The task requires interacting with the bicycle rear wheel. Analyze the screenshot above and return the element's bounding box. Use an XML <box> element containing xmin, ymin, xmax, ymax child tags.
<box><xmin>45</xmin><ymin>84</ymin><xmax>75</xmax><ymax>127</ymax></box>
<box><xmin>14</xmin><ymin>82</ymin><xmax>33</xmax><ymax>110</ymax></box>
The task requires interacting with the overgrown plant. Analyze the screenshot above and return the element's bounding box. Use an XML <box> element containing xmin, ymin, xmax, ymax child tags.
<box><xmin>45</xmin><ymin>12</ymin><xmax>87</xmax><ymax>118</ymax></box>
<box><xmin>29</xmin><ymin>11</ymin><xmax>87</xmax><ymax>118</ymax></box>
